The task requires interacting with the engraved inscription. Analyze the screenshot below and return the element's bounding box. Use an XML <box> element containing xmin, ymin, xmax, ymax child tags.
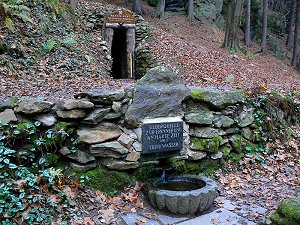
<box><xmin>142</xmin><ymin>121</ymin><xmax>183</xmax><ymax>154</ymax></box>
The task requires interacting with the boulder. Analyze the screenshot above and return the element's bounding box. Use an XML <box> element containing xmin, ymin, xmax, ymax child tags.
<box><xmin>100</xmin><ymin>158</ymin><xmax>140</xmax><ymax>170</ymax></box>
<box><xmin>67</xmin><ymin>150</ymin><xmax>95</xmax><ymax>164</ymax></box>
<box><xmin>211</xmin><ymin>151</ymin><xmax>223</xmax><ymax>159</ymax></box>
<box><xmin>90</xmin><ymin>141</ymin><xmax>128</xmax><ymax>158</ymax></box>
<box><xmin>82</xmin><ymin>107</ymin><xmax>110</xmax><ymax>125</ymax></box>
<box><xmin>194</xmin><ymin>1</ymin><xmax>216</xmax><ymax>22</ymax></box>
<box><xmin>56</xmin><ymin>109</ymin><xmax>86</xmax><ymax>119</ymax></box>
<box><xmin>77</xmin><ymin>122</ymin><xmax>122</xmax><ymax>144</ymax></box>
<box><xmin>62</xmin><ymin>99</ymin><xmax>94</xmax><ymax>110</ymax></box>
<box><xmin>15</xmin><ymin>100</ymin><xmax>54</xmax><ymax>114</ymax></box>
<box><xmin>187</xmin><ymin>150</ymin><xmax>207</xmax><ymax>160</ymax></box>
<box><xmin>191</xmin><ymin>135</ymin><xmax>222</xmax><ymax>152</ymax></box>
<box><xmin>124</xmin><ymin>66</ymin><xmax>189</xmax><ymax>128</ymax></box>
<box><xmin>132</xmin><ymin>142</ymin><xmax>142</xmax><ymax>152</ymax></box>
<box><xmin>190</xmin><ymin>127</ymin><xmax>226</xmax><ymax>138</ymax></box>
<box><xmin>104</xmin><ymin>111</ymin><xmax>122</xmax><ymax>120</ymax></box>
<box><xmin>241</xmin><ymin>127</ymin><xmax>253</xmax><ymax>141</ymax></box>
<box><xmin>35</xmin><ymin>114</ymin><xmax>57</xmax><ymax>126</ymax></box>
<box><xmin>184</xmin><ymin>110</ymin><xmax>213</xmax><ymax>125</ymax></box>
<box><xmin>75</xmin><ymin>89</ymin><xmax>125</xmax><ymax>104</ymax></box>
<box><xmin>191</xmin><ymin>88</ymin><xmax>246</xmax><ymax>109</ymax></box>
<box><xmin>0</xmin><ymin>109</ymin><xmax>17</xmax><ymax>123</ymax></box>
<box><xmin>236</xmin><ymin>108</ymin><xmax>255</xmax><ymax>127</ymax></box>
<box><xmin>59</xmin><ymin>146</ymin><xmax>71</xmax><ymax>156</ymax></box>
<box><xmin>270</xmin><ymin>198</ymin><xmax>300</xmax><ymax>225</ymax></box>
<box><xmin>213</xmin><ymin>115</ymin><xmax>234</xmax><ymax>128</ymax></box>
<box><xmin>112</xmin><ymin>101</ymin><xmax>122</xmax><ymax>112</ymax></box>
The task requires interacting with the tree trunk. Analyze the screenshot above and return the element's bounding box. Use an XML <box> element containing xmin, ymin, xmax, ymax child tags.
<box><xmin>223</xmin><ymin>0</ymin><xmax>243</xmax><ymax>51</ymax></box>
<box><xmin>292</xmin><ymin>0</ymin><xmax>300</xmax><ymax>67</ymax></box>
<box><xmin>187</xmin><ymin>0</ymin><xmax>194</xmax><ymax>24</ymax></box>
<box><xmin>155</xmin><ymin>0</ymin><xmax>165</xmax><ymax>19</ymax></box>
<box><xmin>133</xmin><ymin>0</ymin><xmax>145</xmax><ymax>15</ymax></box>
<box><xmin>261</xmin><ymin>0</ymin><xmax>268</xmax><ymax>53</ymax></box>
<box><xmin>286</xmin><ymin>0</ymin><xmax>295</xmax><ymax>50</ymax></box>
<box><xmin>245</xmin><ymin>0</ymin><xmax>251</xmax><ymax>49</ymax></box>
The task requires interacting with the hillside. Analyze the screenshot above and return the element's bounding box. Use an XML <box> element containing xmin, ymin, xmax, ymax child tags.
<box><xmin>1</xmin><ymin>0</ymin><xmax>300</xmax><ymax>101</ymax></box>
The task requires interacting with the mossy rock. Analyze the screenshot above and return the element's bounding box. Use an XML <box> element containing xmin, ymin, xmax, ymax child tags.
<box><xmin>220</xmin><ymin>145</ymin><xmax>232</xmax><ymax>157</ymax></box>
<box><xmin>270</xmin><ymin>198</ymin><xmax>300</xmax><ymax>225</ymax></box>
<box><xmin>190</xmin><ymin>88</ymin><xmax>246</xmax><ymax>109</ymax></box>
<box><xmin>228</xmin><ymin>152</ymin><xmax>245</xmax><ymax>163</ymax></box>
<box><xmin>76</xmin><ymin>167</ymin><xmax>134</xmax><ymax>194</ymax></box>
<box><xmin>192</xmin><ymin>135</ymin><xmax>222</xmax><ymax>152</ymax></box>
<box><xmin>229</xmin><ymin>134</ymin><xmax>247</xmax><ymax>153</ymax></box>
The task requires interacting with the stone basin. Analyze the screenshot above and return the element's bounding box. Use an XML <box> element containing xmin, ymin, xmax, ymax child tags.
<box><xmin>148</xmin><ymin>175</ymin><xmax>217</xmax><ymax>215</ymax></box>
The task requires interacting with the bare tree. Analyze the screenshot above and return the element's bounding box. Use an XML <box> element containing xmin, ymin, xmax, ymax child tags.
<box><xmin>292</xmin><ymin>0</ymin><xmax>300</xmax><ymax>67</ymax></box>
<box><xmin>223</xmin><ymin>0</ymin><xmax>243</xmax><ymax>51</ymax></box>
<box><xmin>286</xmin><ymin>0</ymin><xmax>295</xmax><ymax>50</ymax></box>
<box><xmin>187</xmin><ymin>0</ymin><xmax>194</xmax><ymax>24</ymax></box>
<box><xmin>133</xmin><ymin>0</ymin><xmax>145</xmax><ymax>15</ymax></box>
<box><xmin>245</xmin><ymin>0</ymin><xmax>251</xmax><ymax>48</ymax></box>
<box><xmin>155</xmin><ymin>0</ymin><xmax>165</xmax><ymax>19</ymax></box>
<box><xmin>261</xmin><ymin>0</ymin><xmax>268</xmax><ymax>53</ymax></box>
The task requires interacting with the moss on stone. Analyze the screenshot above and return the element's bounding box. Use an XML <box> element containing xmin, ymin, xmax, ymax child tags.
<box><xmin>228</xmin><ymin>152</ymin><xmax>245</xmax><ymax>163</ymax></box>
<box><xmin>270</xmin><ymin>198</ymin><xmax>300</xmax><ymax>225</ymax></box>
<box><xmin>132</xmin><ymin>164</ymin><xmax>158</xmax><ymax>182</ymax></box>
<box><xmin>220</xmin><ymin>146</ymin><xmax>231</xmax><ymax>157</ymax></box>
<box><xmin>230</xmin><ymin>134</ymin><xmax>247</xmax><ymax>152</ymax></box>
<box><xmin>76</xmin><ymin>167</ymin><xmax>134</xmax><ymax>194</ymax></box>
<box><xmin>192</xmin><ymin>135</ymin><xmax>222</xmax><ymax>152</ymax></box>
<box><xmin>191</xmin><ymin>89</ymin><xmax>206</xmax><ymax>101</ymax></box>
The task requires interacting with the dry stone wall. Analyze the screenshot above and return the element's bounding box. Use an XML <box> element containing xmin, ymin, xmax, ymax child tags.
<box><xmin>0</xmin><ymin>67</ymin><xmax>261</xmax><ymax>171</ymax></box>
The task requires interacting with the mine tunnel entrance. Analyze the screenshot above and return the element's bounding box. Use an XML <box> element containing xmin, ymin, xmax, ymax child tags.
<box><xmin>111</xmin><ymin>28</ymin><xmax>128</xmax><ymax>79</ymax></box>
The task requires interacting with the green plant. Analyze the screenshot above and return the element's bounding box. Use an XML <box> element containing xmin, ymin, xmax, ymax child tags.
<box><xmin>0</xmin><ymin>0</ymin><xmax>33</xmax><ymax>32</ymax></box>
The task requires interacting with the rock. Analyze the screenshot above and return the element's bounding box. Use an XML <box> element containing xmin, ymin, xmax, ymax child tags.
<box><xmin>0</xmin><ymin>109</ymin><xmax>17</xmax><ymax>123</ymax></box>
<box><xmin>124</xmin><ymin>66</ymin><xmax>189</xmax><ymax>128</ymax></box>
<box><xmin>225</xmin><ymin>127</ymin><xmax>240</xmax><ymax>134</ymax></box>
<box><xmin>104</xmin><ymin>111</ymin><xmax>122</xmax><ymax>120</ymax></box>
<box><xmin>0</xmin><ymin>97</ymin><xmax>19</xmax><ymax>110</ymax></box>
<box><xmin>213</xmin><ymin>115</ymin><xmax>234</xmax><ymax>128</ymax></box>
<box><xmin>191</xmin><ymin>136</ymin><xmax>222</xmax><ymax>152</ymax></box>
<box><xmin>270</xmin><ymin>198</ymin><xmax>300</xmax><ymax>225</ymax></box>
<box><xmin>133</xmin><ymin>128</ymin><xmax>142</xmax><ymax>142</ymax></box>
<box><xmin>241</xmin><ymin>127</ymin><xmax>253</xmax><ymax>141</ymax></box>
<box><xmin>184</xmin><ymin>110</ymin><xmax>213</xmax><ymax>125</ymax></box>
<box><xmin>70</xmin><ymin>161</ymin><xmax>97</xmax><ymax>171</ymax></box>
<box><xmin>132</xmin><ymin>142</ymin><xmax>142</xmax><ymax>152</ymax></box>
<box><xmin>67</xmin><ymin>150</ymin><xmax>95</xmax><ymax>164</ymax></box>
<box><xmin>194</xmin><ymin>1</ymin><xmax>216</xmax><ymax>22</ymax></box>
<box><xmin>126</xmin><ymin>151</ymin><xmax>141</xmax><ymax>162</ymax></box>
<box><xmin>112</xmin><ymin>101</ymin><xmax>122</xmax><ymax>112</ymax></box>
<box><xmin>59</xmin><ymin>146</ymin><xmax>71</xmax><ymax>156</ymax></box>
<box><xmin>191</xmin><ymin>88</ymin><xmax>246</xmax><ymax>109</ymax></box>
<box><xmin>90</xmin><ymin>141</ymin><xmax>128</xmax><ymax>158</ymax></box>
<box><xmin>35</xmin><ymin>114</ymin><xmax>57</xmax><ymax>126</ymax></box>
<box><xmin>229</xmin><ymin>134</ymin><xmax>247</xmax><ymax>152</ymax></box>
<box><xmin>100</xmin><ymin>158</ymin><xmax>139</xmax><ymax>170</ymax></box>
<box><xmin>187</xmin><ymin>150</ymin><xmax>207</xmax><ymax>160</ymax></box>
<box><xmin>82</xmin><ymin>107</ymin><xmax>110</xmax><ymax>125</ymax></box>
<box><xmin>190</xmin><ymin>127</ymin><xmax>226</xmax><ymax>138</ymax></box>
<box><xmin>220</xmin><ymin>145</ymin><xmax>232</xmax><ymax>157</ymax></box>
<box><xmin>77</xmin><ymin>122</ymin><xmax>122</xmax><ymax>144</ymax></box>
<box><xmin>15</xmin><ymin>100</ymin><xmax>54</xmax><ymax>114</ymax></box>
<box><xmin>61</xmin><ymin>99</ymin><xmax>94</xmax><ymax>110</ymax></box>
<box><xmin>75</xmin><ymin>89</ymin><xmax>125</xmax><ymax>104</ymax></box>
<box><xmin>211</xmin><ymin>151</ymin><xmax>223</xmax><ymax>159</ymax></box>
<box><xmin>118</xmin><ymin>133</ymin><xmax>134</xmax><ymax>148</ymax></box>
<box><xmin>215</xmin><ymin>0</ymin><xmax>224</xmax><ymax>14</ymax></box>
<box><xmin>236</xmin><ymin>108</ymin><xmax>255</xmax><ymax>127</ymax></box>
<box><xmin>56</xmin><ymin>109</ymin><xmax>86</xmax><ymax>119</ymax></box>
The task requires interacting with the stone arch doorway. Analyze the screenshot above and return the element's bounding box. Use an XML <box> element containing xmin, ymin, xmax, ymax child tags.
<box><xmin>104</xmin><ymin>10</ymin><xmax>136</xmax><ymax>79</ymax></box>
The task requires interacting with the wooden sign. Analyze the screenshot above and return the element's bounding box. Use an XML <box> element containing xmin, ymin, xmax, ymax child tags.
<box><xmin>106</xmin><ymin>9</ymin><xmax>136</xmax><ymax>25</ymax></box>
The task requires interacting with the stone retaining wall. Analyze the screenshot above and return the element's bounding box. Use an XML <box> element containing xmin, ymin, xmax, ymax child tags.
<box><xmin>0</xmin><ymin>69</ymin><xmax>260</xmax><ymax>171</ymax></box>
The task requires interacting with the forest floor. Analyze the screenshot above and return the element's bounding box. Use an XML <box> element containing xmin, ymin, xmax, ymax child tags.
<box><xmin>1</xmin><ymin>0</ymin><xmax>300</xmax><ymax>101</ymax></box>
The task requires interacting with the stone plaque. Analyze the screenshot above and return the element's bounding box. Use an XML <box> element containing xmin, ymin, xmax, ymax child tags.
<box><xmin>142</xmin><ymin>118</ymin><xmax>183</xmax><ymax>154</ymax></box>
<box><xmin>106</xmin><ymin>9</ymin><xmax>136</xmax><ymax>25</ymax></box>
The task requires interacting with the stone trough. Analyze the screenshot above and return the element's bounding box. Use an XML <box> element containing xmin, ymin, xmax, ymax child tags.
<box><xmin>148</xmin><ymin>174</ymin><xmax>217</xmax><ymax>215</ymax></box>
